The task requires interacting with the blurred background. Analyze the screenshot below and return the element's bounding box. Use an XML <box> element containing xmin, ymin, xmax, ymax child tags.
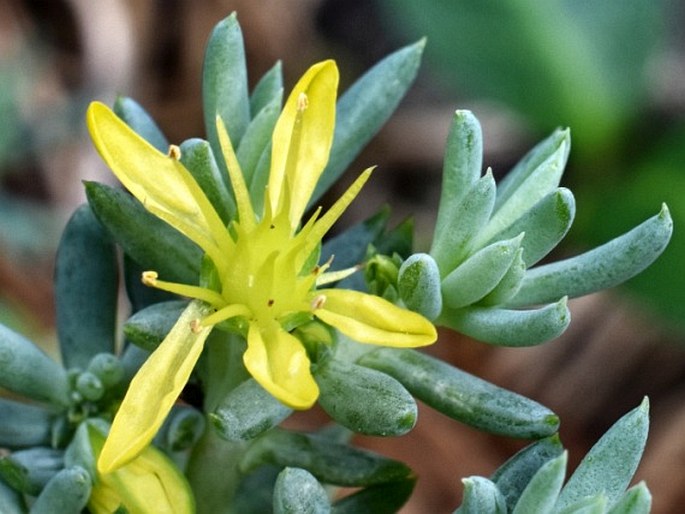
<box><xmin>2</xmin><ymin>0</ymin><xmax>685</xmax><ymax>512</ymax></box>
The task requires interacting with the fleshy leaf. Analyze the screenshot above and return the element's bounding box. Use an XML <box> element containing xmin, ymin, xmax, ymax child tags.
<box><xmin>607</xmin><ymin>482</ymin><xmax>651</xmax><ymax>514</ymax></box>
<box><xmin>55</xmin><ymin>204</ymin><xmax>117</xmax><ymax>368</ymax></box>
<box><xmin>315</xmin><ymin>358</ymin><xmax>417</xmax><ymax>436</ymax></box>
<box><xmin>478</xmin><ymin>134</ymin><xmax>569</xmax><ymax>245</ymax></box>
<box><xmin>431</xmin><ymin>170</ymin><xmax>495</xmax><ymax>273</ymax></box>
<box><xmin>180</xmin><ymin>138</ymin><xmax>235</xmax><ymax>224</ymax></box>
<box><xmin>398</xmin><ymin>252</ymin><xmax>443</xmax><ymax>320</ymax></box>
<box><xmin>455</xmin><ymin>477</ymin><xmax>507</xmax><ymax>514</ymax></box>
<box><xmin>441</xmin><ymin>234</ymin><xmax>523</xmax><ymax>309</ymax></box>
<box><xmin>124</xmin><ymin>300</ymin><xmax>189</xmax><ymax>352</ymax></box>
<box><xmin>482</xmin><ymin>188</ymin><xmax>576</xmax><ymax>267</ymax></box>
<box><xmin>510</xmin><ymin>204</ymin><xmax>673</xmax><ymax>306</ymax></box>
<box><xmin>495</xmin><ymin>128</ymin><xmax>570</xmax><ymax>211</ymax></box>
<box><xmin>0</xmin><ymin>324</ymin><xmax>69</xmax><ymax>406</ymax></box>
<box><xmin>439</xmin><ymin>298</ymin><xmax>570</xmax><ymax>347</ymax></box>
<box><xmin>491</xmin><ymin>435</ymin><xmax>564</xmax><ymax>512</ymax></box>
<box><xmin>237</xmin><ymin>96</ymin><xmax>281</xmax><ymax>190</ymax></box>
<box><xmin>555</xmin><ymin>398</ymin><xmax>649</xmax><ymax>511</ymax></box>
<box><xmin>210</xmin><ymin>378</ymin><xmax>293</xmax><ymax>441</ymax></box>
<box><xmin>432</xmin><ymin>110</ymin><xmax>484</xmax><ymax>263</ymax></box>
<box><xmin>239</xmin><ymin>428</ymin><xmax>413</xmax><ymax>487</ymax></box>
<box><xmin>0</xmin><ymin>398</ymin><xmax>53</xmax><ymax>448</ymax></box>
<box><xmin>113</xmin><ymin>96</ymin><xmax>169</xmax><ymax>151</ymax></box>
<box><xmin>511</xmin><ymin>452</ymin><xmax>567</xmax><ymax>514</ymax></box>
<box><xmin>359</xmin><ymin>348</ymin><xmax>559</xmax><ymax>439</ymax></box>
<box><xmin>273</xmin><ymin>467</ymin><xmax>329</xmax><ymax>514</ymax></box>
<box><xmin>203</xmin><ymin>13</ymin><xmax>250</xmax><ymax>157</ymax></box>
<box><xmin>30</xmin><ymin>466</ymin><xmax>91</xmax><ymax>514</ymax></box>
<box><xmin>250</xmin><ymin>61</ymin><xmax>283</xmax><ymax>117</ymax></box>
<box><xmin>86</xmin><ymin>182</ymin><xmax>202</xmax><ymax>285</ymax></box>
<box><xmin>312</xmin><ymin>39</ymin><xmax>424</xmax><ymax>205</ymax></box>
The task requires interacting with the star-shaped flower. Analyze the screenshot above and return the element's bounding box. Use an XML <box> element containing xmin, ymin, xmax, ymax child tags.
<box><xmin>87</xmin><ymin>60</ymin><xmax>436</xmax><ymax>472</ymax></box>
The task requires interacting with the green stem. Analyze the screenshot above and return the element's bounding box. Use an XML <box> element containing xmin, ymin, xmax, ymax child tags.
<box><xmin>186</xmin><ymin>427</ymin><xmax>247</xmax><ymax>514</ymax></box>
<box><xmin>187</xmin><ymin>330</ymin><xmax>251</xmax><ymax>513</ymax></box>
<box><xmin>202</xmin><ymin>330</ymin><xmax>250</xmax><ymax>412</ymax></box>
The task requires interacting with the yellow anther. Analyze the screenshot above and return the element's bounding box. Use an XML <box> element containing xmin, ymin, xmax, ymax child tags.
<box><xmin>141</xmin><ymin>271</ymin><xmax>159</xmax><ymax>286</ymax></box>
<box><xmin>310</xmin><ymin>294</ymin><xmax>327</xmax><ymax>310</ymax></box>
<box><xmin>190</xmin><ymin>319</ymin><xmax>203</xmax><ymax>334</ymax></box>
<box><xmin>297</xmin><ymin>92</ymin><xmax>308</xmax><ymax>112</ymax></box>
<box><xmin>167</xmin><ymin>145</ymin><xmax>182</xmax><ymax>160</ymax></box>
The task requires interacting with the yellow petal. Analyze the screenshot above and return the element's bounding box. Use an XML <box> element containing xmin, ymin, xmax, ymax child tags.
<box><xmin>269</xmin><ymin>61</ymin><xmax>338</xmax><ymax>226</ymax></box>
<box><xmin>98</xmin><ymin>301</ymin><xmax>212</xmax><ymax>473</ymax></box>
<box><xmin>243</xmin><ymin>321</ymin><xmax>319</xmax><ymax>409</ymax></box>
<box><xmin>298</xmin><ymin>167</ymin><xmax>373</xmax><ymax>264</ymax></box>
<box><xmin>216</xmin><ymin>115</ymin><xmax>256</xmax><ymax>231</ymax></box>
<box><xmin>89</xmin><ymin>426</ymin><xmax>195</xmax><ymax>514</ymax></box>
<box><xmin>314</xmin><ymin>289</ymin><xmax>437</xmax><ymax>347</ymax></box>
<box><xmin>87</xmin><ymin>102</ymin><xmax>233</xmax><ymax>270</ymax></box>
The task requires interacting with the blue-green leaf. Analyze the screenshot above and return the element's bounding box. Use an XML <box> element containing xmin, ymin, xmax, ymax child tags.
<box><xmin>315</xmin><ymin>359</ymin><xmax>416</xmax><ymax>436</ymax></box>
<box><xmin>113</xmin><ymin>96</ymin><xmax>168</xmax><ymax>151</ymax></box>
<box><xmin>510</xmin><ymin>205</ymin><xmax>673</xmax><ymax>307</ymax></box>
<box><xmin>180</xmin><ymin>138</ymin><xmax>235</xmax><ymax>224</ymax></box>
<box><xmin>433</xmin><ymin>110</ymin><xmax>484</xmax><ymax>258</ymax></box>
<box><xmin>311</xmin><ymin>39</ymin><xmax>424</xmax><ymax>205</ymax></box>
<box><xmin>203</xmin><ymin>13</ymin><xmax>250</xmax><ymax>169</ymax></box>
<box><xmin>512</xmin><ymin>452</ymin><xmax>567</xmax><ymax>514</ymax></box>
<box><xmin>555</xmin><ymin>398</ymin><xmax>649</xmax><ymax>511</ymax></box>
<box><xmin>442</xmin><ymin>234</ymin><xmax>523</xmax><ymax>309</ymax></box>
<box><xmin>359</xmin><ymin>348</ymin><xmax>559</xmax><ymax>439</ymax></box>
<box><xmin>210</xmin><ymin>378</ymin><xmax>292</xmax><ymax>442</ymax></box>
<box><xmin>273</xmin><ymin>467</ymin><xmax>330</xmax><ymax>514</ymax></box>
<box><xmin>431</xmin><ymin>170</ymin><xmax>495</xmax><ymax>273</ymax></box>
<box><xmin>607</xmin><ymin>482</ymin><xmax>651</xmax><ymax>514</ymax></box>
<box><xmin>240</xmin><ymin>429</ymin><xmax>412</xmax><ymax>487</ymax></box>
<box><xmin>0</xmin><ymin>399</ymin><xmax>53</xmax><ymax>448</ymax></box>
<box><xmin>0</xmin><ymin>325</ymin><xmax>69</xmax><ymax>406</ymax></box>
<box><xmin>483</xmin><ymin>188</ymin><xmax>576</xmax><ymax>267</ymax></box>
<box><xmin>455</xmin><ymin>477</ymin><xmax>506</xmax><ymax>514</ymax></box>
<box><xmin>85</xmin><ymin>181</ymin><xmax>202</xmax><ymax>284</ymax></box>
<box><xmin>250</xmin><ymin>61</ymin><xmax>283</xmax><ymax>117</ymax></box>
<box><xmin>439</xmin><ymin>298</ymin><xmax>570</xmax><ymax>347</ymax></box>
<box><xmin>491</xmin><ymin>435</ymin><xmax>564</xmax><ymax>512</ymax></box>
<box><xmin>29</xmin><ymin>466</ymin><xmax>91</xmax><ymax>514</ymax></box>
<box><xmin>55</xmin><ymin>204</ymin><xmax>117</xmax><ymax>369</ymax></box>
<box><xmin>398</xmin><ymin>253</ymin><xmax>443</xmax><ymax>320</ymax></box>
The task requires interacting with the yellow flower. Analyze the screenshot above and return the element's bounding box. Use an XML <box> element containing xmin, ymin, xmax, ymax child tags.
<box><xmin>87</xmin><ymin>60</ymin><xmax>436</xmax><ymax>473</ymax></box>
<box><xmin>87</xmin><ymin>424</ymin><xmax>195</xmax><ymax>514</ymax></box>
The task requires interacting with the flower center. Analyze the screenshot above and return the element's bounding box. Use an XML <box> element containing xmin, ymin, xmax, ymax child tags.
<box><xmin>219</xmin><ymin>209</ymin><xmax>317</xmax><ymax>326</ymax></box>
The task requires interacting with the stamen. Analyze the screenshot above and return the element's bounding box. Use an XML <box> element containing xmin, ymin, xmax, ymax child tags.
<box><xmin>310</xmin><ymin>294</ymin><xmax>327</xmax><ymax>310</ymax></box>
<box><xmin>142</xmin><ymin>271</ymin><xmax>159</xmax><ymax>286</ymax></box>
<box><xmin>190</xmin><ymin>319</ymin><xmax>203</xmax><ymax>334</ymax></box>
<box><xmin>316</xmin><ymin>265</ymin><xmax>361</xmax><ymax>286</ymax></box>
<box><xmin>315</xmin><ymin>254</ymin><xmax>335</xmax><ymax>275</ymax></box>
<box><xmin>201</xmin><ymin>304</ymin><xmax>252</xmax><ymax>327</ymax></box>
<box><xmin>297</xmin><ymin>92</ymin><xmax>309</xmax><ymax>112</ymax></box>
<box><xmin>167</xmin><ymin>145</ymin><xmax>182</xmax><ymax>160</ymax></box>
<box><xmin>141</xmin><ymin>271</ymin><xmax>225</xmax><ymax>307</ymax></box>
